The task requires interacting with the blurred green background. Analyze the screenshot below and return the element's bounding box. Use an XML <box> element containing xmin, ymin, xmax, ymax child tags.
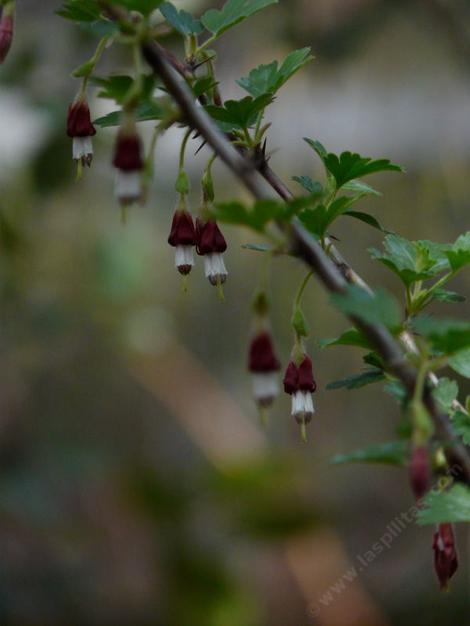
<box><xmin>0</xmin><ymin>0</ymin><xmax>469</xmax><ymax>624</ymax></box>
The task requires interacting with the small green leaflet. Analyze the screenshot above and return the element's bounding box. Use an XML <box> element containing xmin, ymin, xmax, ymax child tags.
<box><xmin>432</xmin><ymin>289</ymin><xmax>465</xmax><ymax>304</ymax></box>
<box><xmin>432</xmin><ymin>378</ymin><xmax>458</xmax><ymax>413</ymax></box>
<box><xmin>205</xmin><ymin>94</ymin><xmax>274</xmax><ymax>131</ymax></box>
<box><xmin>369</xmin><ymin>234</ymin><xmax>451</xmax><ymax>287</ymax></box>
<box><xmin>201</xmin><ymin>0</ymin><xmax>278</xmax><ymax>37</ymax></box>
<box><xmin>451</xmin><ymin>411</ymin><xmax>470</xmax><ymax>445</ymax></box>
<box><xmin>344</xmin><ymin>211</ymin><xmax>387</xmax><ymax>233</ymax></box>
<box><xmin>94</xmin><ymin>101</ymin><xmax>167</xmax><ymax>127</ymax></box>
<box><xmin>320</xmin><ymin>328</ymin><xmax>372</xmax><ymax>350</ymax></box>
<box><xmin>292</xmin><ymin>175</ymin><xmax>323</xmax><ymax>195</ymax></box>
<box><xmin>211</xmin><ymin>195</ymin><xmax>316</xmax><ymax>232</ymax></box>
<box><xmin>159</xmin><ymin>2</ymin><xmax>203</xmax><ymax>35</ymax></box>
<box><xmin>237</xmin><ymin>48</ymin><xmax>313</xmax><ymax>97</ymax></box>
<box><xmin>304</xmin><ymin>138</ymin><xmax>403</xmax><ymax>189</ymax></box>
<box><xmin>413</xmin><ymin>317</ymin><xmax>470</xmax><ymax>355</ymax></box>
<box><xmin>331</xmin><ymin>441</ymin><xmax>408</xmax><ymax>467</ymax></box>
<box><xmin>326</xmin><ymin>369</ymin><xmax>384</xmax><ymax>391</ymax></box>
<box><xmin>417</xmin><ymin>484</ymin><xmax>470</xmax><ymax>525</ymax></box>
<box><xmin>299</xmin><ymin>196</ymin><xmax>356</xmax><ymax>239</ymax></box>
<box><xmin>92</xmin><ymin>74</ymin><xmax>156</xmax><ymax>104</ymax></box>
<box><xmin>57</xmin><ymin>0</ymin><xmax>102</xmax><ymax>21</ymax></box>
<box><xmin>449</xmin><ymin>347</ymin><xmax>470</xmax><ymax>378</ymax></box>
<box><xmin>445</xmin><ymin>231</ymin><xmax>470</xmax><ymax>272</ymax></box>
<box><xmin>331</xmin><ymin>285</ymin><xmax>402</xmax><ymax>332</ymax></box>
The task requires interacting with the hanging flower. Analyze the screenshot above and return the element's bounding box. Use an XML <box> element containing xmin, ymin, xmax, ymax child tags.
<box><xmin>248</xmin><ymin>331</ymin><xmax>281</xmax><ymax>408</ymax></box>
<box><xmin>67</xmin><ymin>98</ymin><xmax>96</xmax><ymax>167</ymax></box>
<box><xmin>112</xmin><ymin>124</ymin><xmax>144</xmax><ymax>206</ymax></box>
<box><xmin>433</xmin><ymin>523</ymin><xmax>458</xmax><ymax>590</ymax></box>
<box><xmin>283</xmin><ymin>354</ymin><xmax>317</xmax><ymax>426</ymax></box>
<box><xmin>0</xmin><ymin>1</ymin><xmax>14</xmax><ymax>64</ymax></box>
<box><xmin>196</xmin><ymin>218</ymin><xmax>228</xmax><ymax>286</ymax></box>
<box><xmin>409</xmin><ymin>445</ymin><xmax>430</xmax><ymax>500</ymax></box>
<box><xmin>168</xmin><ymin>209</ymin><xmax>197</xmax><ymax>275</ymax></box>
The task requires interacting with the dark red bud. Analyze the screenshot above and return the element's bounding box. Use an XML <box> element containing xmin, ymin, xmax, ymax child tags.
<box><xmin>298</xmin><ymin>355</ymin><xmax>316</xmax><ymax>392</ymax></box>
<box><xmin>433</xmin><ymin>523</ymin><xmax>458</xmax><ymax>590</ymax></box>
<box><xmin>283</xmin><ymin>361</ymin><xmax>299</xmax><ymax>395</ymax></box>
<box><xmin>0</xmin><ymin>14</ymin><xmax>14</xmax><ymax>64</ymax></box>
<box><xmin>113</xmin><ymin>133</ymin><xmax>143</xmax><ymax>171</ymax></box>
<box><xmin>249</xmin><ymin>332</ymin><xmax>281</xmax><ymax>373</ymax></box>
<box><xmin>196</xmin><ymin>218</ymin><xmax>227</xmax><ymax>255</ymax></box>
<box><xmin>409</xmin><ymin>446</ymin><xmax>430</xmax><ymax>500</ymax></box>
<box><xmin>168</xmin><ymin>210</ymin><xmax>197</xmax><ymax>247</ymax></box>
<box><xmin>67</xmin><ymin>101</ymin><xmax>96</xmax><ymax>138</ymax></box>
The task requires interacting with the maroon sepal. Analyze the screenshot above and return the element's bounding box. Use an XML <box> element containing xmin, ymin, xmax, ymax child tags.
<box><xmin>249</xmin><ymin>332</ymin><xmax>281</xmax><ymax>373</ymax></box>
<box><xmin>283</xmin><ymin>361</ymin><xmax>298</xmax><ymax>395</ymax></box>
<box><xmin>196</xmin><ymin>218</ymin><xmax>227</xmax><ymax>255</ymax></box>
<box><xmin>113</xmin><ymin>133</ymin><xmax>143</xmax><ymax>171</ymax></box>
<box><xmin>0</xmin><ymin>14</ymin><xmax>13</xmax><ymax>64</ymax></box>
<box><xmin>409</xmin><ymin>445</ymin><xmax>430</xmax><ymax>500</ymax></box>
<box><xmin>67</xmin><ymin>101</ymin><xmax>96</xmax><ymax>138</ymax></box>
<box><xmin>433</xmin><ymin>523</ymin><xmax>458</xmax><ymax>590</ymax></box>
<box><xmin>298</xmin><ymin>356</ymin><xmax>316</xmax><ymax>392</ymax></box>
<box><xmin>168</xmin><ymin>210</ymin><xmax>197</xmax><ymax>247</ymax></box>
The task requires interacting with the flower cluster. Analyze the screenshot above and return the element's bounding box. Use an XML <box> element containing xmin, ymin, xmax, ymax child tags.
<box><xmin>67</xmin><ymin>98</ymin><xmax>96</xmax><ymax>167</ymax></box>
<box><xmin>168</xmin><ymin>208</ymin><xmax>228</xmax><ymax>287</ymax></box>
<box><xmin>283</xmin><ymin>354</ymin><xmax>317</xmax><ymax>427</ymax></box>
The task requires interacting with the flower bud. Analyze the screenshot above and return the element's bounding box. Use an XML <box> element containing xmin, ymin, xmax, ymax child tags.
<box><xmin>248</xmin><ymin>331</ymin><xmax>281</xmax><ymax>408</ymax></box>
<box><xmin>283</xmin><ymin>355</ymin><xmax>317</xmax><ymax>426</ymax></box>
<box><xmin>433</xmin><ymin>523</ymin><xmax>458</xmax><ymax>590</ymax></box>
<box><xmin>409</xmin><ymin>445</ymin><xmax>430</xmax><ymax>500</ymax></box>
<box><xmin>113</xmin><ymin>126</ymin><xmax>144</xmax><ymax>206</ymax></box>
<box><xmin>67</xmin><ymin>99</ymin><xmax>96</xmax><ymax>167</ymax></box>
<box><xmin>196</xmin><ymin>218</ymin><xmax>228</xmax><ymax>286</ymax></box>
<box><xmin>168</xmin><ymin>209</ymin><xmax>197</xmax><ymax>275</ymax></box>
<box><xmin>0</xmin><ymin>2</ymin><xmax>14</xmax><ymax>65</ymax></box>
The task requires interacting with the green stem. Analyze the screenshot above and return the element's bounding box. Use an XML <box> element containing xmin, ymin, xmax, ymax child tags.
<box><xmin>294</xmin><ymin>271</ymin><xmax>314</xmax><ymax>311</ymax></box>
<box><xmin>179</xmin><ymin>128</ymin><xmax>192</xmax><ymax>172</ymax></box>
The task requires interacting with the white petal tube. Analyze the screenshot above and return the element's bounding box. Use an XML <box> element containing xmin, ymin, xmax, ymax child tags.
<box><xmin>252</xmin><ymin>372</ymin><xmax>279</xmax><ymax>406</ymax></box>
<box><xmin>115</xmin><ymin>170</ymin><xmax>142</xmax><ymax>205</ymax></box>
<box><xmin>291</xmin><ymin>390</ymin><xmax>315</xmax><ymax>424</ymax></box>
<box><xmin>175</xmin><ymin>245</ymin><xmax>195</xmax><ymax>274</ymax></box>
<box><xmin>204</xmin><ymin>253</ymin><xmax>228</xmax><ymax>285</ymax></box>
<box><xmin>73</xmin><ymin>137</ymin><xmax>93</xmax><ymax>164</ymax></box>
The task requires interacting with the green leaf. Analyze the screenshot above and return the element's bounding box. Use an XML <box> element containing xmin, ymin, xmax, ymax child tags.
<box><xmin>57</xmin><ymin>0</ymin><xmax>101</xmax><ymax>21</ymax></box>
<box><xmin>331</xmin><ymin>285</ymin><xmax>402</xmax><ymax>332</ymax></box>
<box><xmin>451</xmin><ymin>411</ymin><xmax>470</xmax><ymax>445</ymax></box>
<box><xmin>344</xmin><ymin>210</ymin><xmax>387</xmax><ymax>233</ymax></box>
<box><xmin>94</xmin><ymin>100</ymin><xmax>167</xmax><ymax>127</ymax></box>
<box><xmin>342</xmin><ymin>180</ymin><xmax>381</xmax><ymax>196</ymax></box>
<box><xmin>432</xmin><ymin>378</ymin><xmax>458</xmax><ymax>412</ymax></box>
<box><xmin>299</xmin><ymin>196</ymin><xmax>353</xmax><ymax>239</ymax></box>
<box><xmin>79</xmin><ymin>19</ymin><xmax>119</xmax><ymax>37</ymax></box>
<box><xmin>331</xmin><ymin>441</ymin><xmax>407</xmax><ymax>467</ymax></box>
<box><xmin>292</xmin><ymin>175</ymin><xmax>323</xmax><ymax>195</ymax></box>
<box><xmin>192</xmin><ymin>76</ymin><xmax>218</xmax><ymax>98</ymax></box>
<box><xmin>417</xmin><ymin>485</ymin><xmax>470</xmax><ymax>525</ymax></box>
<box><xmin>92</xmin><ymin>74</ymin><xmax>156</xmax><ymax>104</ymax></box>
<box><xmin>201</xmin><ymin>0</ymin><xmax>278</xmax><ymax>37</ymax></box>
<box><xmin>159</xmin><ymin>2</ymin><xmax>203</xmax><ymax>35</ymax></box>
<box><xmin>241</xmin><ymin>243</ymin><xmax>272</xmax><ymax>253</ymax></box>
<box><xmin>109</xmin><ymin>0</ymin><xmax>164</xmax><ymax>16</ymax></box>
<box><xmin>237</xmin><ymin>48</ymin><xmax>313</xmax><ymax>97</ymax></box>
<box><xmin>449</xmin><ymin>348</ymin><xmax>470</xmax><ymax>378</ymax></box>
<box><xmin>304</xmin><ymin>138</ymin><xmax>403</xmax><ymax>189</ymax></box>
<box><xmin>320</xmin><ymin>328</ymin><xmax>372</xmax><ymax>350</ymax></box>
<box><xmin>445</xmin><ymin>232</ymin><xmax>470</xmax><ymax>272</ymax></box>
<box><xmin>413</xmin><ymin>317</ymin><xmax>470</xmax><ymax>355</ymax></box>
<box><xmin>384</xmin><ymin>380</ymin><xmax>408</xmax><ymax>404</ymax></box>
<box><xmin>432</xmin><ymin>289</ymin><xmax>465</xmax><ymax>304</ymax></box>
<box><xmin>205</xmin><ymin>94</ymin><xmax>274</xmax><ymax>131</ymax></box>
<box><xmin>369</xmin><ymin>234</ymin><xmax>451</xmax><ymax>287</ymax></box>
<box><xmin>327</xmin><ymin>369</ymin><xmax>384</xmax><ymax>390</ymax></box>
<box><xmin>211</xmin><ymin>195</ymin><xmax>315</xmax><ymax>232</ymax></box>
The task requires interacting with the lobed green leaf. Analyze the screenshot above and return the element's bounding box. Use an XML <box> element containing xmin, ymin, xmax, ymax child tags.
<box><xmin>417</xmin><ymin>485</ymin><xmax>470</xmax><ymax>525</ymax></box>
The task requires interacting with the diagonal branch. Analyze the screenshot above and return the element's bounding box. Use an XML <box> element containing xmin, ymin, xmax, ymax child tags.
<box><xmin>139</xmin><ymin>38</ymin><xmax>470</xmax><ymax>483</ymax></box>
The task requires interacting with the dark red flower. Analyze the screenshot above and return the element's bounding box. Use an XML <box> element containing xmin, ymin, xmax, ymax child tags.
<box><xmin>168</xmin><ymin>210</ymin><xmax>197</xmax><ymax>276</ymax></box>
<box><xmin>409</xmin><ymin>445</ymin><xmax>430</xmax><ymax>500</ymax></box>
<box><xmin>113</xmin><ymin>133</ymin><xmax>143</xmax><ymax>172</ymax></box>
<box><xmin>249</xmin><ymin>332</ymin><xmax>281</xmax><ymax>373</ymax></box>
<box><xmin>196</xmin><ymin>219</ymin><xmax>227</xmax><ymax>255</ymax></box>
<box><xmin>0</xmin><ymin>9</ymin><xmax>14</xmax><ymax>64</ymax></box>
<box><xmin>283</xmin><ymin>361</ymin><xmax>299</xmax><ymax>395</ymax></box>
<box><xmin>283</xmin><ymin>354</ymin><xmax>317</xmax><ymax>427</ymax></box>
<box><xmin>67</xmin><ymin>101</ymin><xmax>96</xmax><ymax>138</ymax></box>
<box><xmin>433</xmin><ymin>523</ymin><xmax>458</xmax><ymax>590</ymax></box>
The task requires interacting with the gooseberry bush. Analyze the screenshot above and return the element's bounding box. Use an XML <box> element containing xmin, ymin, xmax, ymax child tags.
<box><xmin>3</xmin><ymin>0</ymin><xmax>469</xmax><ymax>591</ymax></box>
